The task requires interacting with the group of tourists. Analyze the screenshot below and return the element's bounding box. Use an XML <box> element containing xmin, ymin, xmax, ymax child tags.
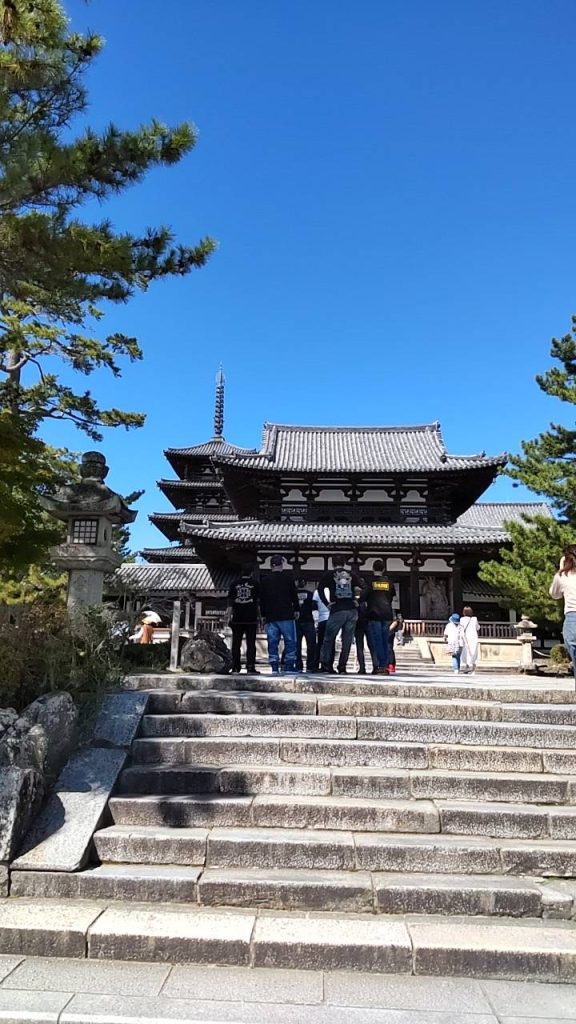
<box><xmin>226</xmin><ymin>555</ymin><xmax>402</xmax><ymax>675</ymax></box>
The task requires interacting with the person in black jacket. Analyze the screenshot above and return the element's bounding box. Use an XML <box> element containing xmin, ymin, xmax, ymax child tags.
<box><xmin>259</xmin><ymin>554</ymin><xmax>300</xmax><ymax>674</ymax></box>
<box><xmin>226</xmin><ymin>563</ymin><xmax>260</xmax><ymax>674</ymax></box>
<box><xmin>365</xmin><ymin>559</ymin><xmax>396</xmax><ymax>675</ymax></box>
<box><xmin>294</xmin><ymin>578</ymin><xmax>317</xmax><ymax>673</ymax></box>
<box><xmin>317</xmin><ymin>556</ymin><xmax>364</xmax><ymax>673</ymax></box>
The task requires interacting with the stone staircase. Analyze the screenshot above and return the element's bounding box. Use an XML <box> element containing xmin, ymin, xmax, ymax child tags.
<box><xmin>7</xmin><ymin>669</ymin><xmax>576</xmax><ymax>978</ymax></box>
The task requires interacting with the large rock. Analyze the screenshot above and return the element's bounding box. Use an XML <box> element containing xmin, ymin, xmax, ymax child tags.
<box><xmin>0</xmin><ymin>692</ymin><xmax>78</xmax><ymax>782</ymax></box>
<box><xmin>180</xmin><ymin>632</ymin><xmax>232</xmax><ymax>674</ymax></box>
<box><xmin>0</xmin><ymin>767</ymin><xmax>45</xmax><ymax>862</ymax></box>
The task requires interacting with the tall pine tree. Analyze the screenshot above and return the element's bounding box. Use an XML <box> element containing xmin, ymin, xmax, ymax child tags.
<box><xmin>479</xmin><ymin>317</ymin><xmax>576</xmax><ymax>622</ymax></box>
<box><xmin>0</xmin><ymin>0</ymin><xmax>215</xmax><ymax>572</ymax></box>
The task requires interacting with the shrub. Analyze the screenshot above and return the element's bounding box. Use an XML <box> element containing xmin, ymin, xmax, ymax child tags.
<box><xmin>0</xmin><ymin>604</ymin><xmax>126</xmax><ymax>711</ymax></box>
<box><xmin>550</xmin><ymin>644</ymin><xmax>570</xmax><ymax>665</ymax></box>
<box><xmin>121</xmin><ymin>641</ymin><xmax>170</xmax><ymax>671</ymax></box>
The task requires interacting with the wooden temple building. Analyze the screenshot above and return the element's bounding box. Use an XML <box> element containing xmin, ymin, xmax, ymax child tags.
<box><xmin>116</xmin><ymin>372</ymin><xmax>550</xmax><ymax>625</ymax></box>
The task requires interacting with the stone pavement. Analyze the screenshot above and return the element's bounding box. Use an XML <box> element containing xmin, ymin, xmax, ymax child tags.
<box><xmin>1</xmin><ymin>955</ymin><xmax>576</xmax><ymax>1023</ymax></box>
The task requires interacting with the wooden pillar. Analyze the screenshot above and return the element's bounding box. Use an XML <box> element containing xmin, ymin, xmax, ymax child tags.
<box><xmin>169</xmin><ymin>599</ymin><xmax>181</xmax><ymax>672</ymax></box>
<box><xmin>184</xmin><ymin>599</ymin><xmax>191</xmax><ymax>632</ymax></box>
<box><xmin>408</xmin><ymin>550</ymin><xmax>423</xmax><ymax>618</ymax></box>
<box><xmin>452</xmin><ymin>562</ymin><xmax>463</xmax><ymax>614</ymax></box>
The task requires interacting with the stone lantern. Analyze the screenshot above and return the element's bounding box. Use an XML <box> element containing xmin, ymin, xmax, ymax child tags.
<box><xmin>41</xmin><ymin>452</ymin><xmax>137</xmax><ymax>612</ymax></box>
<box><xmin>514</xmin><ymin>615</ymin><xmax>538</xmax><ymax>671</ymax></box>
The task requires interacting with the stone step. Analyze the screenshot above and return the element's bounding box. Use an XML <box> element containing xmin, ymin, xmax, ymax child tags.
<box><xmin>141</xmin><ymin>713</ymin><xmax>357</xmax><ymax>738</ymax></box>
<box><xmin>109</xmin><ymin>793</ymin><xmax>576</xmax><ymax>839</ymax></box>
<box><xmin>134</xmin><ymin>674</ymin><xmax>576</xmax><ymax>703</ymax></box>
<box><xmin>144</xmin><ymin>694</ymin><xmax>576</xmax><ymax>724</ymax></box>
<box><xmin>139</xmin><ymin>713</ymin><xmax>576</xmax><ymax>749</ymax></box>
<box><xmin>4</xmin><ymin>898</ymin><xmax>576</xmax><ymax>979</ymax></box>
<box><xmin>130</xmin><ymin>734</ymin><xmax>576</xmax><ymax>774</ymax></box>
<box><xmin>93</xmin><ymin>823</ymin><xmax>576</xmax><ymax>877</ymax></box>
<box><xmin>118</xmin><ymin>764</ymin><xmax>575</xmax><ymax>804</ymax></box>
<box><xmin>13</xmin><ymin>864</ymin><xmax>572</xmax><ymax>918</ymax></box>
<box><xmin>108</xmin><ymin>794</ymin><xmax>440</xmax><ymax>833</ymax></box>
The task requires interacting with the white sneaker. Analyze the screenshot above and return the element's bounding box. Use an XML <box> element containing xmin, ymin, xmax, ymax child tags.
<box><xmin>453</xmin><ymin>669</ymin><xmax>459</xmax><ymax>674</ymax></box>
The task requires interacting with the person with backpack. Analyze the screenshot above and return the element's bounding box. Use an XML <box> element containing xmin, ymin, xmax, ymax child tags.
<box><xmin>226</xmin><ymin>563</ymin><xmax>260</xmax><ymax>674</ymax></box>
<box><xmin>317</xmin><ymin>555</ymin><xmax>364</xmax><ymax>674</ymax></box>
<box><xmin>364</xmin><ymin>559</ymin><xmax>396</xmax><ymax>675</ymax></box>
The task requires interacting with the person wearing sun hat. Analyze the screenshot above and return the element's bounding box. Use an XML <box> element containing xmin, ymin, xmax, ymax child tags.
<box><xmin>443</xmin><ymin>612</ymin><xmax>464</xmax><ymax>674</ymax></box>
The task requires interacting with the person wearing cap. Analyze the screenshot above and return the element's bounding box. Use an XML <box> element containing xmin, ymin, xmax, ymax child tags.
<box><xmin>443</xmin><ymin>612</ymin><xmax>464</xmax><ymax>674</ymax></box>
<box><xmin>259</xmin><ymin>554</ymin><xmax>300</xmax><ymax>674</ymax></box>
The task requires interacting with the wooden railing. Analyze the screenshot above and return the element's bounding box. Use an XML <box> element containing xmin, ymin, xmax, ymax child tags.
<box><xmin>404</xmin><ymin>620</ymin><xmax>517</xmax><ymax>640</ymax></box>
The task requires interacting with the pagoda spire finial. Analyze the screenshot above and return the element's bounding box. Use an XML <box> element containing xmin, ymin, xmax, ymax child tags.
<box><xmin>214</xmin><ymin>365</ymin><xmax>225</xmax><ymax>438</ymax></box>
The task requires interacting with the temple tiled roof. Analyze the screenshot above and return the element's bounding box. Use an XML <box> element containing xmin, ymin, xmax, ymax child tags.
<box><xmin>457</xmin><ymin>502</ymin><xmax>553</xmax><ymax>528</ymax></box>
<box><xmin>212</xmin><ymin>423</ymin><xmax>507</xmax><ymax>474</ymax></box>
<box><xmin>150</xmin><ymin>512</ymin><xmax>239</xmax><ymax>524</ymax></box>
<box><xmin>158</xmin><ymin>479</ymin><xmax>225</xmax><ymax>490</ymax></box>
<box><xmin>141</xmin><ymin>546</ymin><xmax>199</xmax><ymax>562</ymax></box>
<box><xmin>180</xmin><ymin>520</ymin><xmax>508</xmax><ymax>548</ymax></box>
<box><xmin>165</xmin><ymin>438</ymin><xmax>257</xmax><ymax>459</ymax></box>
<box><xmin>114</xmin><ymin>562</ymin><xmax>233</xmax><ymax>594</ymax></box>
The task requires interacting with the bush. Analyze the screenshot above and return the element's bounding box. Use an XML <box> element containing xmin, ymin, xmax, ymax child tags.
<box><xmin>0</xmin><ymin>604</ymin><xmax>126</xmax><ymax>711</ymax></box>
<box><xmin>550</xmin><ymin>644</ymin><xmax>571</xmax><ymax>665</ymax></box>
<box><xmin>121</xmin><ymin>641</ymin><xmax>170</xmax><ymax>671</ymax></box>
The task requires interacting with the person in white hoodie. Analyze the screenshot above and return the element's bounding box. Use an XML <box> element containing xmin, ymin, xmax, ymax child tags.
<box><xmin>549</xmin><ymin>547</ymin><xmax>576</xmax><ymax>677</ymax></box>
<box><xmin>460</xmin><ymin>605</ymin><xmax>480</xmax><ymax>674</ymax></box>
<box><xmin>443</xmin><ymin>612</ymin><xmax>464</xmax><ymax>674</ymax></box>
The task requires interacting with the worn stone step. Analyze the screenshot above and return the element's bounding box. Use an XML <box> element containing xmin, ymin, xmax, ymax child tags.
<box><xmin>118</xmin><ymin>764</ymin><xmax>332</xmax><ymax>797</ymax></box>
<box><xmin>110</xmin><ymin>792</ymin><xmax>576</xmax><ymax>841</ymax></box>
<box><xmin>93</xmin><ymin>824</ymin><xmax>576</xmax><ymax>878</ymax></box>
<box><xmin>178</xmin><ymin>691</ymin><xmax>318</xmax><ymax>715</ymax></box>
<box><xmin>132</xmin><ymin>674</ymin><xmax>576</xmax><ymax>703</ymax></box>
<box><xmin>109</xmin><ymin>794</ymin><xmax>254</xmax><ymax>829</ymax></box>
<box><xmin>10</xmin><ymin>863</ymin><xmax>201</xmax><ymax>902</ymax></box>
<box><xmin>119</xmin><ymin>764</ymin><xmax>573</xmax><ymax>803</ymax></box>
<box><xmin>317</xmin><ymin>696</ymin><xmax>576</xmax><ymax>725</ymax></box>
<box><xmin>198</xmin><ymin>867</ymin><xmax>374</xmax><ymax>912</ymax></box>
<box><xmin>372</xmin><ymin>872</ymin><xmax>552</xmax><ymax>917</ymax></box>
<box><xmin>141</xmin><ymin>714</ymin><xmax>357</xmax><ymax>739</ymax></box>
<box><xmin>332</xmin><ymin>768</ymin><xmax>573</xmax><ymax>804</ymax></box>
<box><xmin>94</xmin><ymin>825</ymin><xmax>209</xmax><ymax>865</ymax></box>
<box><xmin>109</xmin><ymin>793</ymin><xmax>440</xmax><ymax>833</ymax></box>
<box><xmin>5</xmin><ymin>898</ymin><xmax>576</xmax><ymax>978</ymax></box>
<box><xmin>130</xmin><ymin>734</ymin><xmax>576</xmax><ymax>775</ymax></box>
<box><xmin>357</xmin><ymin>717</ymin><xmax>576</xmax><ymax>749</ymax></box>
<box><xmin>147</xmin><ymin>691</ymin><xmax>576</xmax><ymax>723</ymax></box>
<box><xmin>437</xmin><ymin>801</ymin><xmax>576</xmax><ymax>840</ymax></box>
<box><xmin>131</xmin><ymin>736</ymin><xmax>430</xmax><ymax>768</ymax></box>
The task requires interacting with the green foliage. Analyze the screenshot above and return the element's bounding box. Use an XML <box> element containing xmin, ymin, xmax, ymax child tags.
<box><xmin>0</xmin><ymin>0</ymin><xmax>214</xmax><ymax>570</ymax></box>
<box><xmin>507</xmin><ymin>317</ymin><xmax>576</xmax><ymax>522</ymax></box>
<box><xmin>0</xmin><ymin>602</ymin><xmax>126</xmax><ymax>710</ymax></box>
<box><xmin>122</xmin><ymin>641</ymin><xmax>170</xmax><ymax>671</ymax></box>
<box><xmin>550</xmin><ymin>643</ymin><xmax>570</xmax><ymax>664</ymax></box>
<box><xmin>480</xmin><ymin>517</ymin><xmax>572</xmax><ymax>624</ymax></box>
<box><xmin>480</xmin><ymin>319</ymin><xmax>576</xmax><ymax>623</ymax></box>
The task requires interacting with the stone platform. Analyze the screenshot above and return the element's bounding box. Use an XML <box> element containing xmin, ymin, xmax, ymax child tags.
<box><xmin>4</xmin><ymin>668</ymin><xmax>576</xmax><ymax>983</ymax></box>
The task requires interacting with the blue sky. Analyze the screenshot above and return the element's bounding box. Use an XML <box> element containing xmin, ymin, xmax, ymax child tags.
<box><xmin>46</xmin><ymin>0</ymin><xmax>576</xmax><ymax>552</ymax></box>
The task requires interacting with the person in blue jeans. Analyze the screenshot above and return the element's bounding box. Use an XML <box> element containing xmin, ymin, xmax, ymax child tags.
<box><xmin>259</xmin><ymin>554</ymin><xmax>300</xmax><ymax>674</ymax></box>
<box><xmin>364</xmin><ymin>559</ymin><xmax>395</xmax><ymax>675</ymax></box>
<box><xmin>549</xmin><ymin>547</ymin><xmax>576</xmax><ymax>678</ymax></box>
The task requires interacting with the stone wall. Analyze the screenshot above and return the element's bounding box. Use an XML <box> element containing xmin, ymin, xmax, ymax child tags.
<box><xmin>0</xmin><ymin>693</ymin><xmax>78</xmax><ymax>879</ymax></box>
